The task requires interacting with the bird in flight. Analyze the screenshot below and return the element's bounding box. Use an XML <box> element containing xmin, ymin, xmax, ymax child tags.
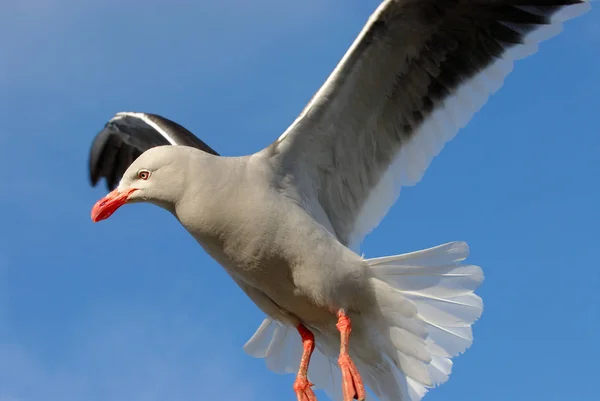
<box><xmin>88</xmin><ymin>1</ymin><xmax>593</xmax><ymax>401</ymax></box>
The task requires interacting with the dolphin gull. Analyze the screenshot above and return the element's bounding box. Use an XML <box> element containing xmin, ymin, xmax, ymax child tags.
<box><xmin>88</xmin><ymin>1</ymin><xmax>593</xmax><ymax>401</ymax></box>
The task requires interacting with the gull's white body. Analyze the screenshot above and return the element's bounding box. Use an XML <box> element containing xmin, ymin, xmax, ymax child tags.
<box><xmin>117</xmin><ymin>144</ymin><xmax>483</xmax><ymax>401</ymax></box>
<box><xmin>89</xmin><ymin>1</ymin><xmax>594</xmax><ymax>401</ymax></box>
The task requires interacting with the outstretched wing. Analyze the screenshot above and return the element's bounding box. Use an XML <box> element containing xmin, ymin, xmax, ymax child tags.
<box><xmin>88</xmin><ymin>112</ymin><xmax>219</xmax><ymax>190</ymax></box>
<box><xmin>267</xmin><ymin>0</ymin><xmax>591</xmax><ymax>249</ymax></box>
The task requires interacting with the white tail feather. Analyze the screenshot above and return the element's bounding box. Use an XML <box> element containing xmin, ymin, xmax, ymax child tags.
<box><xmin>244</xmin><ymin>317</ymin><xmax>347</xmax><ymax>401</ymax></box>
<box><xmin>244</xmin><ymin>318</ymin><xmax>302</xmax><ymax>375</ymax></box>
<box><xmin>243</xmin><ymin>241</ymin><xmax>483</xmax><ymax>401</ymax></box>
<box><xmin>363</xmin><ymin>241</ymin><xmax>484</xmax><ymax>400</ymax></box>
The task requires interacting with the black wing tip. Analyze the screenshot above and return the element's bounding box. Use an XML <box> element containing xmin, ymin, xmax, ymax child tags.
<box><xmin>88</xmin><ymin>123</ymin><xmax>111</xmax><ymax>188</ymax></box>
<box><xmin>87</xmin><ymin>112</ymin><xmax>132</xmax><ymax>190</ymax></box>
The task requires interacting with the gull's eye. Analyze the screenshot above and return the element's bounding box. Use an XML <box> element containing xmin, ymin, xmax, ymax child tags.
<box><xmin>137</xmin><ymin>169</ymin><xmax>151</xmax><ymax>180</ymax></box>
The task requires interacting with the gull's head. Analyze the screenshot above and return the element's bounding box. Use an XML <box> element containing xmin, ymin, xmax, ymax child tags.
<box><xmin>91</xmin><ymin>146</ymin><xmax>188</xmax><ymax>222</ymax></box>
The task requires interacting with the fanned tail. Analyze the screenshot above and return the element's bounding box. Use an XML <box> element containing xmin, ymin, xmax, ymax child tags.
<box><xmin>361</xmin><ymin>241</ymin><xmax>484</xmax><ymax>401</ymax></box>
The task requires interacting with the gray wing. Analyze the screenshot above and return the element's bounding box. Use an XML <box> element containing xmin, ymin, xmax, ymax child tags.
<box><xmin>89</xmin><ymin>112</ymin><xmax>219</xmax><ymax>190</ymax></box>
<box><xmin>266</xmin><ymin>0</ymin><xmax>591</xmax><ymax>249</ymax></box>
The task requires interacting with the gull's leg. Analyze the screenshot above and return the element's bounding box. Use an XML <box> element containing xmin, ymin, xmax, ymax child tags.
<box><xmin>293</xmin><ymin>324</ymin><xmax>317</xmax><ymax>401</ymax></box>
<box><xmin>336</xmin><ymin>309</ymin><xmax>366</xmax><ymax>401</ymax></box>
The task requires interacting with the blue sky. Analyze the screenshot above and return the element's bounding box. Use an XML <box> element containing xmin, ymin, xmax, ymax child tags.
<box><xmin>0</xmin><ymin>1</ymin><xmax>598</xmax><ymax>400</ymax></box>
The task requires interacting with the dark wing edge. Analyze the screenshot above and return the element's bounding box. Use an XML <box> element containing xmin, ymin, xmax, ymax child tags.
<box><xmin>88</xmin><ymin>112</ymin><xmax>219</xmax><ymax>191</ymax></box>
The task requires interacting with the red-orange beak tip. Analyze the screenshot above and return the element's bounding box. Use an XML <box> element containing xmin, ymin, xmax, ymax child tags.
<box><xmin>91</xmin><ymin>188</ymin><xmax>136</xmax><ymax>223</ymax></box>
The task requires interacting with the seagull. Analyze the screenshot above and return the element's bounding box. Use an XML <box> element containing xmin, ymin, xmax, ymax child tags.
<box><xmin>88</xmin><ymin>1</ymin><xmax>593</xmax><ymax>401</ymax></box>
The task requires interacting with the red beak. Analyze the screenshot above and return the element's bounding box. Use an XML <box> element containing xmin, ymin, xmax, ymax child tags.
<box><xmin>91</xmin><ymin>188</ymin><xmax>137</xmax><ymax>222</ymax></box>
